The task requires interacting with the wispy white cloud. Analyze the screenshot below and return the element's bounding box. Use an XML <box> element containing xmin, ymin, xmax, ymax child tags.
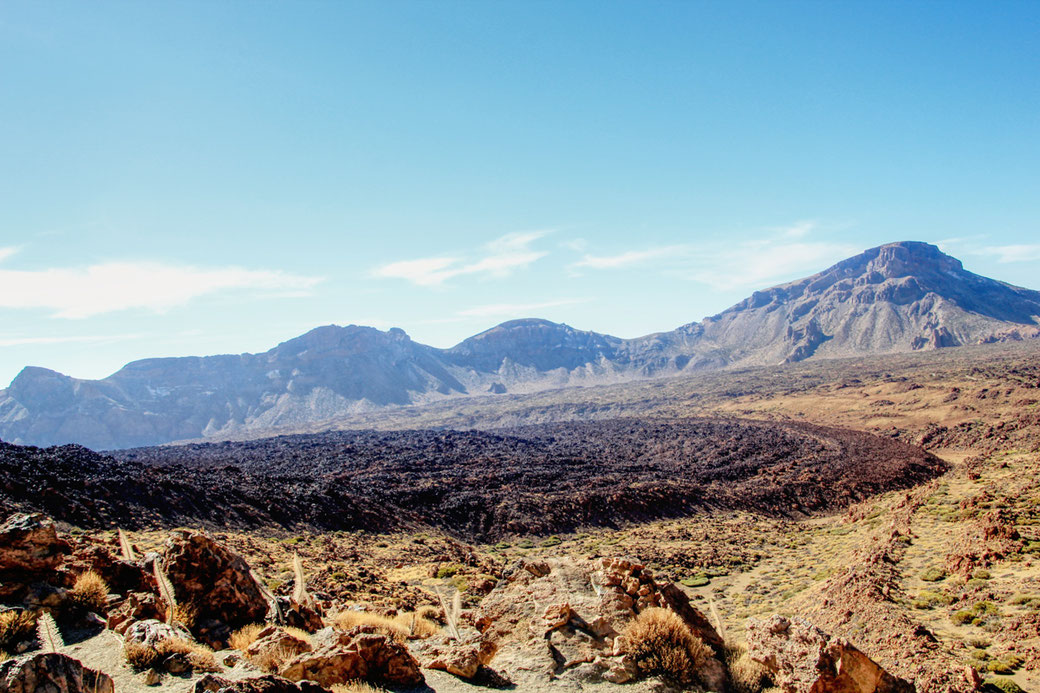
<box><xmin>571</xmin><ymin>246</ymin><xmax>680</xmax><ymax>270</ymax></box>
<box><xmin>568</xmin><ymin>222</ymin><xmax>858</xmax><ymax>290</ymax></box>
<box><xmin>372</xmin><ymin>231</ymin><xmax>550</xmax><ymax>286</ymax></box>
<box><xmin>0</xmin><ymin>247</ymin><xmax>19</xmax><ymax>263</ymax></box>
<box><xmin>0</xmin><ymin>333</ymin><xmax>142</xmax><ymax>347</ymax></box>
<box><xmin>978</xmin><ymin>244</ymin><xmax>1040</xmax><ymax>263</ymax></box>
<box><xmin>0</xmin><ymin>261</ymin><xmax>321</xmax><ymax>318</ymax></box>
<box><xmin>457</xmin><ymin>298</ymin><xmax>588</xmax><ymax>318</ymax></box>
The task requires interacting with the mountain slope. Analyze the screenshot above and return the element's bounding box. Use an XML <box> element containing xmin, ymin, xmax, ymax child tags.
<box><xmin>2</xmin><ymin>241</ymin><xmax>1038</xmax><ymax>449</ymax></box>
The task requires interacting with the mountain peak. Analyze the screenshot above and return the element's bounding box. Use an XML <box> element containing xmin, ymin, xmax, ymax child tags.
<box><xmin>836</xmin><ymin>241</ymin><xmax>963</xmax><ymax>279</ymax></box>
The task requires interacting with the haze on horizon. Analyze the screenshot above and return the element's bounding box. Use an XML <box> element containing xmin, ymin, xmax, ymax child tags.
<box><xmin>1</xmin><ymin>1</ymin><xmax>1038</xmax><ymax>386</ymax></box>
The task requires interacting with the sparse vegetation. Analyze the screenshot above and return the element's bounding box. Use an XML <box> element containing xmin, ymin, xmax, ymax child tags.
<box><xmin>622</xmin><ymin>607</ymin><xmax>713</xmax><ymax>685</ymax></box>
<box><xmin>67</xmin><ymin>570</ymin><xmax>110</xmax><ymax>614</ymax></box>
<box><xmin>123</xmin><ymin>636</ymin><xmax>219</xmax><ymax>673</ymax></box>
<box><xmin>0</xmin><ymin>610</ymin><xmax>36</xmax><ymax>653</ymax></box>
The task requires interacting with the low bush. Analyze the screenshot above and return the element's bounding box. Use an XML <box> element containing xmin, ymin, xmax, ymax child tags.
<box><xmin>67</xmin><ymin>571</ymin><xmax>109</xmax><ymax>614</ymax></box>
<box><xmin>622</xmin><ymin>607</ymin><xmax>712</xmax><ymax>685</ymax></box>
<box><xmin>0</xmin><ymin>611</ymin><xmax>36</xmax><ymax>653</ymax></box>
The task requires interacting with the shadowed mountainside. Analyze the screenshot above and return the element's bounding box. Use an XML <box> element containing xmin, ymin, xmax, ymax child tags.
<box><xmin>2</xmin><ymin>241</ymin><xmax>1038</xmax><ymax>449</ymax></box>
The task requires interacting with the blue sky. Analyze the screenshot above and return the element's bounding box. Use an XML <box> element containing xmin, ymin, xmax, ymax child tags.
<box><xmin>1</xmin><ymin>1</ymin><xmax>1038</xmax><ymax>385</ymax></box>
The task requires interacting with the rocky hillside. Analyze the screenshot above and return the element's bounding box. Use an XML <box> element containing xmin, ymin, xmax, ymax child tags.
<box><xmin>3</xmin><ymin>241</ymin><xmax>1039</xmax><ymax>448</ymax></box>
<box><xmin>0</xmin><ymin>418</ymin><xmax>945</xmax><ymax>540</ymax></box>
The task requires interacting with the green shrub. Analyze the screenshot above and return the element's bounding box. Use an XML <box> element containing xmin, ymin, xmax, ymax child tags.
<box><xmin>540</xmin><ymin>536</ymin><xmax>562</xmax><ymax>547</ymax></box>
<box><xmin>921</xmin><ymin>567</ymin><xmax>947</xmax><ymax>582</ymax></box>
<box><xmin>988</xmin><ymin>677</ymin><xmax>1025</xmax><ymax>693</ymax></box>
<box><xmin>436</xmin><ymin>565</ymin><xmax>460</xmax><ymax>579</ymax></box>
<box><xmin>680</xmin><ymin>575</ymin><xmax>710</xmax><ymax>588</ymax></box>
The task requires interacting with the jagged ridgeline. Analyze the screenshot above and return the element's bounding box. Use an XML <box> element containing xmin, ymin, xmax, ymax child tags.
<box><xmin>0</xmin><ymin>418</ymin><xmax>944</xmax><ymax>540</ymax></box>
<box><xmin>3</xmin><ymin>241</ymin><xmax>1039</xmax><ymax>450</ymax></box>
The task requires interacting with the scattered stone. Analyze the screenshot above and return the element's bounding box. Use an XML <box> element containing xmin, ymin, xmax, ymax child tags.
<box><xmin>193</xmin><ymin>673</ymin><xmax>331</xmax><ymax>693</ymax></box>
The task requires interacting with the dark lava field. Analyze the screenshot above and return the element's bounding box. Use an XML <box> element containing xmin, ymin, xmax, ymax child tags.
<box><xmin>2</xmin><ymin>418</ymin><xmax>945</xmax><ymax>540</ymax></box>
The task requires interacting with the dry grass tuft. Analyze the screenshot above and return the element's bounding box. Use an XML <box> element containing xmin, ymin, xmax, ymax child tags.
<box><xmin>0</xmin><ymin>611</ymin><xmax>36</xmax><ymax>653</ymax></box>
<box><xmin>124</xmin><ymin>640</ymin><xmax>162</xmax><ymax>670</ymax></box>
<box><xmin>726</xmin><ymin>642</ymin><xmax>771</xmax><ymax>693</ymax></box>
<box><xmin>229</xmin><ymin>623</ymin><xmax>265</xmax><ymax>651</ymax></box>
<box><xmin>68</xmin><ymin>571</ymin><xmax>110</xmax><ymax>614</ymax></box>
<box><xmin>622</xmin><ymin>607</ymin><xmax>713</xmax><ymax>685</ymax></box>
<box><xmin>123</xmin><ymin>636</ymin><xmax>219</xmax><ymax>673</ymax></box>
<box><xmin>250</xmin><ymin>642</ymin><xmax>301</xmax><ymax>674</ymax></box>
<box><xmin>330</xmin><ymin>683</ymin><xmax>388</xmax><ymax>693</ymax></box>
<box><xmin>333</xmin><ymin>611</ymin><xmax>409</xmax><ymax>641</ymax></box>
<box><xmin>392</xmin><ymin>610</ymin><xmax>441</xmax><ymax>638</ymax></box>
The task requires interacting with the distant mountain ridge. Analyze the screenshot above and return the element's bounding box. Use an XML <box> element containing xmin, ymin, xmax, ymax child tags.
<box><xmin>2</xmin><ymin>241</ymin><xmax>1039</xmax><ymax>449</ymax></box>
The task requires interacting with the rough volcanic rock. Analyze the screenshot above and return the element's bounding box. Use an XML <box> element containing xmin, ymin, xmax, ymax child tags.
<box><xmin>124</xmin><ymin>619</ymin><xmax>191</xmax><ymax>646</ymax></box>
<box><xmin>747</xmin><ymin>615</ymin><xmax>913</xmax><ymax>693</ymax></box>
<box><xmin>244</xmin><ymin>626</ymin><xmax>312</xmax><ymax>662</ymax></box>
<box><xmin>946</xmin><ymin>508</ymin><xmax>1023</xmax><ymax>576</ymax></box>
<box><xmin>194</xmin><ymin>673</ymin><xmax>330</xmax><ymax>693</ymax></box>
<box><xmin>474</xmin><ymin>557</ymin><xmax>726</xmax><ymax>689</ymax></box>
<box><xmin>279</xmin><ymin>628</ymin><xmax>423</xmax><ymax>687</ymax></box>
<box><xmin>0</xmin><ymin>513</ymin><xmax>70</xmax><ymax>600</ymax></box>
<box><xmin>114</xmin><ymin>418</ymin><xmax>945</xmax><ymax>541</ymax></box>
<box><xmin>0</xmin><ymin>652</ymin><xmax>114</xmax><ymax>693</ymax></box>
<box><xmin>162</xmin><ymin>530</ymin><xmax>269</xmax><ymax>642</ymax></box>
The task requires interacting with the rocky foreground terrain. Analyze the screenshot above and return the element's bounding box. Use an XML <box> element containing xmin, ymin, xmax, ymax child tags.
<box><xmin>3</xmin><ymin>241</ymin><xmax>1039</xmax><ymax>449</ymax></box>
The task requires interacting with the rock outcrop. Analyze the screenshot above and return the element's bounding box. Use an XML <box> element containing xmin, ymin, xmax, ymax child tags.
<box><xmin>474</xmin><ymin>557</ymin><xmax>727</xmax><ymax>689</ymax></box>
<box><xmin>162</xmin><ymin>530</ymin><xmax>269</xmax><ymax>645</ymax></box>
<box><xmin>0</xmin><ymin>653</ymin><xmax>114</xmax><ymax>693</ymax></box>
<box><xmin>0</xmin><ymin>514</ymin><xmax>70</xmax><ymax>601</ymax></box>
<box><xmin>279</xmin><ymin>626</ymin><xmax>423</xmax><ymax>687</ymax></box>
<box><xmin>747</xmin><ymin>615</ymin><xmax>914</xmax><ymax>693</ymax></box>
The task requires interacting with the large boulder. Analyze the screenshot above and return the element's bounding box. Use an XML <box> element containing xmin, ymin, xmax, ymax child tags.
<box><xmin>0</xmin><ymin>514</ymin><xmax>70</xmax><ymax>601</ymax></box>
<box><xmin>0</xmin><ymin>652</ymin><xmax>114</xmax><ymax>693</ymax></box>
<box><xmin>747</xmin><ymin>615</ymin><xmax>914</xmax><ymax>693</ymax></box>
<box><xmin>474</xmin><ymin>557</ymin><xmax>727</xmax><ymax>690</ymax></box>
<box><xmin>162</xmin><ymin>530</ymin><xmax>268</xmax><ymax>639</ymax></box>
<box><xmin>279</xmin><ymin>627</ymin><xmax>423</xmax><ymax>688</ymax></box>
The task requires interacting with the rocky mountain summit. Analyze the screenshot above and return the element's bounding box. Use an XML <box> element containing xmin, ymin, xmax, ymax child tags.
<box><xmin>3</xmin><ymin>241</ymin><xmax>1039</xmax><ymax>448</ymax></box>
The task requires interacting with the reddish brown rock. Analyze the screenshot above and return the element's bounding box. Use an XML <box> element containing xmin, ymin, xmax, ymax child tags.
<box><xmin>279</xmin><ymin>628</ymin><xmax>423</xmax><ymax>687</ymax></box>
<box><xmin>107</xmin><ymin>591</ymin><xmax>164</xmax><ymax>634</ymax></box>
<box><xmin>245</xmin><ymin>626</ymin><xmax>312</xmax><ymax>662</ymax></box>
<box><xmin>475</xmin><ymin>557</ymin><xmax>727</xmax><ymax>690</ymax></box>
<box><xmin>0</xmin><ymin>514</ymin><xmax>70</xmax><ymax>601</ymax></box>
<box><xmin>162</xmin><ymin>530</ymin><xmax>268</xmax><ymax>636</ymax></box>
<box><xmin>0</xmin><ymin>652</ymin><xmax>114</xmax><ymax>693</ymax></box>
<box><xmin>747</xmin><ymin>615</ymin><xmax>914</xmax><ymax>693</ymax></box>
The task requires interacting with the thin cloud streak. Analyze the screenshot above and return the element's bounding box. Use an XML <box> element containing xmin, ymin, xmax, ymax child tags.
<box><xmin>0</xmin><ymin>333</ymin><xmax>142</xmax><ymax>347</ymax></box>
<box><xmin>372</xmin><ymin>231</ymin><xmax>550</xmax><ymax>286</ymax></box>
<box><xmin>458</xmin><ymin>298</ymin><xmax>589</xmax><ymax>318</ymax></box>
<box><xmin>979</xmin><ymin>244</ymin><xmax>1040</xmax><ymax>263</ymax></box>
<box><xmin>0</xmin><ymin>261</ymin><xmax>321</xmax><ymax>318</ymax></box>
<box><xmin>568</xmin><ymin>222</ymin><xmax>857</xmax><ymax>291</ymax></box>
